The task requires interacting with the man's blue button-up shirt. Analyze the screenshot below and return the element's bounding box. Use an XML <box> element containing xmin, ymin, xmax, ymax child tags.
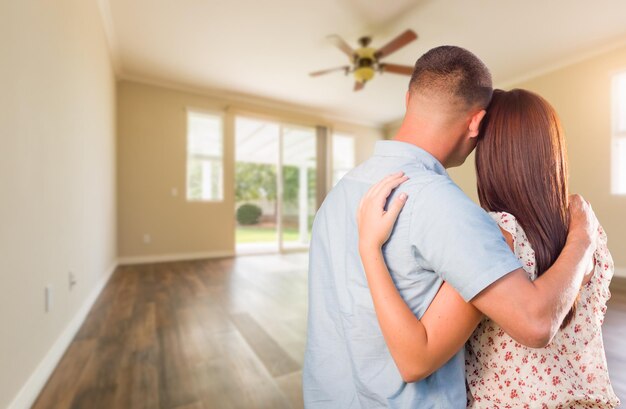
<box><xmin>303</xmin><ymin>140</ymin><xmax>521</xmax><ymax>408</ymax></box>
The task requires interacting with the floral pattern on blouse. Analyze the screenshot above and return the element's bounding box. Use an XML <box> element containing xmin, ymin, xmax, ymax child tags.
<box><xmin>465</xmin><ymin>211</ymin><xmax>620</xmax><ymax>409</ymax></box>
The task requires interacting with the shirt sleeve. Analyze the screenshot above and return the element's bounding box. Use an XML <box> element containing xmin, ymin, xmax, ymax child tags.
<box><xmin>408</xmin><ymin>177</ymin><xmax>522</xmax><ymax>301</ymax></box>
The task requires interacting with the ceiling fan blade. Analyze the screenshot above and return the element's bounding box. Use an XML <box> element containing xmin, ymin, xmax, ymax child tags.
<box><xmin>309</xmin><ymin>66</ymin><xmax>350</xmax><ymax>77</ymax></box>
<box><xmin>380</xmin><ymin>63</ymin><xmax>414</xmax><ymax>76</ymax></box>
<box><xmin>327</xmin><ymin>35</ymin><xmax>356</xmax><ymax>59</ymax></box>
<box><xmin>374</xmin><ymin>29</ymin><xmax>418</xmax><ymax>60</ymax></box>
<box><xmin>354</xmin><ymin>81</ymin><xmax>365</xmax><ymax>91</ymax></box>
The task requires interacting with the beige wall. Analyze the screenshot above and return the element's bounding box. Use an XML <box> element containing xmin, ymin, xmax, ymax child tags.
<box><xmin>0</xmin><ymin>0</ymin><xmax>117</xmax><ymax>407</ymax></box>
<box><xmin>117</xmin><ymin>80</ymin><xmax>383</xmax><ymax>261</ymax></box>
<box><xmin>511</xmin><ymin>46</ymin><xmax>626</xmax><ymax>273</ymax></box>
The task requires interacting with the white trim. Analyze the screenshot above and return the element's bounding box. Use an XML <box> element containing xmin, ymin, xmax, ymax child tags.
<box><xmin>497</xmin><ymin>35</ymin><xmax>626</xmax><ymax>89</ymax></box>
<box><xmin>186</xmin><ymin>109</ymin><xmax>226</xmax><ymax>202</ymax></box>
<box><xmin>614</xmin><ymin>267</ymin><xmax>626</xmax><ymax>278</ymax></box>
<box><xmin>118</xmin><ymin>74</ymin><xmax>382</xmax><ymax>129</ymax></box>
<box><xmin>95</xmin><ymin>0</ymin><xmax>121</xmax><ymax>74</ymax></box>
<box><xmin>117</xmin><ymin>250</ymin><xmax>235</xmax><ymax>265</ymax></box>
<box><xmin>185</xmin><ymin>106</ymin><xmax>226</xmax><ymax>118</ymax></box>
<box><xmin>382</xmin><ymin>36</ymin><xmax>626</xmax><ymax>127</ymax></box>
<box><xmin>277</xmin><ymin>124</ymin><xmax>284</xmax><ymax>251</ymax></box>
<box><xmin>7</xmin><ymin>261</ymin><xmax>118</xmax><ymax>409</ymax></box>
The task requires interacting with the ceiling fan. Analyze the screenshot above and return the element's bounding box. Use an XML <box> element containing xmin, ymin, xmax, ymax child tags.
<box><xmin>310</xmin><ymin>29</ymin><xmax>418</xmax><ymax>91</ymax></box>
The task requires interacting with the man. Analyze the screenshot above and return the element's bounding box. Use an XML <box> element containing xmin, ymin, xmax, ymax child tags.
<box><xmin>303</xmin><ymin>46</ymin><xmax>597</xmax><ymax>408</ymax></box>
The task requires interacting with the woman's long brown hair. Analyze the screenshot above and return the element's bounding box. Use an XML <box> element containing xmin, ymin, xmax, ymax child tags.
<box><xmin>475</xmin><ymin>89</ymin><xmax>576</xmax><ymax>328</ymax></box>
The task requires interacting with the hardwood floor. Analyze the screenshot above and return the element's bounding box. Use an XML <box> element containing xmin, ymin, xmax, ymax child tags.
<box><xmin>32</xmin><ymin>254</ymin><xmax>308</xmax><ymax>409</ymax></box>
<box><xmin>605</xmin><ymin>276</ymin><xmax>626</xmax><ymax>406</ymax></box>
<box><xmin>32</xmin><ymin>254</ymin><xmax>625</xmax><ymax>409</ymax></box>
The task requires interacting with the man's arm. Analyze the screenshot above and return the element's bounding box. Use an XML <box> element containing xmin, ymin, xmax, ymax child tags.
<box><xmin>470</xmin><ymin>194</ymin><xmax>597</xmax><ymax>347</ymax></box>
<box><xmin>409</xmin><ymin>177</ymin><xmax>598</xmax><ymax>349</ymax></box>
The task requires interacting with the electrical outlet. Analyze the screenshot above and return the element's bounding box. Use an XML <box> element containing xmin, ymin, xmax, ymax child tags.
<box><xmin>45</xmin><ymin>285</ymin><xmax>53</xmax><ymax>312</ymax></box>
<box><xmin>171</xmin><ymin>187</ymin><xmax>178</xmax><ymax>197</ymax></box>
<box><xmin>143</xmin><ymin>234</ymin><xmax>151</xmax><ymax>244</ymax></box>
<box><xmin>68</xmin><ymin>271</ymin><xmax>77</xmax><ymax>290</ymax></box>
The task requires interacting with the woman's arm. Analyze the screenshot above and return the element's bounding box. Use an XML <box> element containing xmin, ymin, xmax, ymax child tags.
<box><xmin>361</xmin><ymin>249</ymin><xmax>482</xmax><ymax>382</ymax></box>
<box><xmin>358</xmin><ymin>172</ymin><xmax>482</xmax><ymax>382</ymax></box>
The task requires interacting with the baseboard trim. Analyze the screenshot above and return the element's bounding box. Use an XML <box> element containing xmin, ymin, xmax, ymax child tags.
<box><xmin>7</xmin><ymin>260</ymin><xmax>118</xmax><ymax>409</ymax></box>
<box><xmin>117</xmin><ymin>250</ymin><xmax>235</xmax><ymax>265</ymax></box>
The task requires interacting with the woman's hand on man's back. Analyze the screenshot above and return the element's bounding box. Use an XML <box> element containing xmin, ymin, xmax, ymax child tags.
<box><xmin>357</xmin><ymin>171</ymin><xmax>409</xmax><ymax>252</ymax></box>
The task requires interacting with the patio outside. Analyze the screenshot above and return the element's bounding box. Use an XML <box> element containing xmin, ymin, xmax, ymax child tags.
<box><xmin>235</xmin><ymin>117</ymin><xmax>316</xmax><ymax>253</ymax></box>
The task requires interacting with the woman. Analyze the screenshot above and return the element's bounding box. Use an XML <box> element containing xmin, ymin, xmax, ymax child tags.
<box><xmin>357</xmin><ymin>89</ymin><xmax>619</xmax><ymax>408</ymax></box>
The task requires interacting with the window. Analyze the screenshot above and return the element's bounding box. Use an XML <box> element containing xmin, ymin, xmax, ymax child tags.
<box><xmin>332</xmin><ymin>133</ymin><xmax>355</xmax><ymax>186</ymax></box>
<box><xmin>186</xmin><ymin>110</ymin><xmax>224</xmax><ymax>201</ymax></box>
<box><xmin>612</xmin><ymin>72</ymin><xmax>626</xmax><ymax>194</ymax></box>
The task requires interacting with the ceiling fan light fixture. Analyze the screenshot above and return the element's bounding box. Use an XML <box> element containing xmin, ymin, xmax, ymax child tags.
<box><xmin>354</xmin><ymin>66</ymin><xmax>375</xmax><ymax>83</ymax></box>
<box><xmin>311</xmin><ymin>29</ymin><xmax>418</xmax><ymax>91</ymax></box>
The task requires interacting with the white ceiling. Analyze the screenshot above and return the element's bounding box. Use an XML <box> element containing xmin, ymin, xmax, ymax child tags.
<box><xmin>104</xmin><ymin>0</ymin><xmax>626</xmax><ymax>127</ymax></box>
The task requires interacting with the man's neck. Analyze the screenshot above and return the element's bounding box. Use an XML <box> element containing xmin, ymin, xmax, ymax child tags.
<box><xmin>393</xmin><ymin>121</ymin><xmax>452</xmax><ymax>168</ymax></box>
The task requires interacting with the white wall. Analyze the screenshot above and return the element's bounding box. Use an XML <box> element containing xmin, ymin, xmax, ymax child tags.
<box><xmin>0</xmin><ymin>1</ymin><xmax>117</xmax><ymax>407</ymax></box>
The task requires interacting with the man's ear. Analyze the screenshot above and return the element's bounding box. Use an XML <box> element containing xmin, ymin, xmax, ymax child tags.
<box><xmin>468</xmin><ymin>109</ymin><xmax>487</xmax><ymax>138</ymax></box>
<box><xmin>405</xmin><ymin>91</ymin><xmax>410</xmax><ymax>109</ymax></box>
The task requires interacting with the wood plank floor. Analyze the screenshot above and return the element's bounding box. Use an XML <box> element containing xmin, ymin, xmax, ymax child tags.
<box><xmin>605</xmin><ymin>276</ymin><xmax>626</xmax><ymax>406</ymax></box>
<box><xmin>32</xmin><ymin>254</ymin><xmax>626</xmax><ymax>409</ymax></box>
<box><xmin>32</xmin><ymin>253</ymin><xmax>308</xmax><ymax>409</ymax></box>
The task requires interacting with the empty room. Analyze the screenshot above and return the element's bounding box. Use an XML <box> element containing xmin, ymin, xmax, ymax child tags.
<box><xmin>2</xmin><ymin>1</ymin><xmax>626</xmax><ymax>408</ymax></box>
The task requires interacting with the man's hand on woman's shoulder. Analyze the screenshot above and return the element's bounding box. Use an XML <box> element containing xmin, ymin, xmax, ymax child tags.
<box><xmin>568</xmin><ymin>194</ymin><xmax>599</xmax><ymax>248</ymax></box>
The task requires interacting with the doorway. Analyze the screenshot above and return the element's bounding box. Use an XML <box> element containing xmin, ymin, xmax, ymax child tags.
<box><xmin>234</xmin><ymin>116</ymin><xmax>317</xmax><ymax>254</ymax></box>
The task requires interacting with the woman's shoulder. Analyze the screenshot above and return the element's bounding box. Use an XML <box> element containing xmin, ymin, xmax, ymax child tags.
<box><xmin>488</xmin><ymin>211</ymin><xmax>536</xmax><ymax>276</ymax></box>
<box><xmin>487</xmin><ymin>211</ymin><xmax>529</xmax><ymax>245</ymax></box>
<box><xmin>488</xmin><ymin>211</ymin><xmax>516</xmax><ymax>227</ymax></box>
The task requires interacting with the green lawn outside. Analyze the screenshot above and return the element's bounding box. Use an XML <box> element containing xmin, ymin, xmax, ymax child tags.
<box><xmin>236</xmin><ymin>225</ymin><xmax>301</xmax><ymax>243</ymax></box>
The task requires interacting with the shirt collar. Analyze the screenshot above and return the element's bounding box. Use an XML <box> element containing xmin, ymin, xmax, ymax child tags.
<box><xmin>374</xmin><ymin>140</ymin><xmax>447</xmax><ymax>175</ymax></box>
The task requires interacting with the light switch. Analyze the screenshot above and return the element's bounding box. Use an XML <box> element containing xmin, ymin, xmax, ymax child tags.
<box><xmin>45</xmin><ymin>285</ymin><xmax>53</xmax><ymax>312</ymax></box>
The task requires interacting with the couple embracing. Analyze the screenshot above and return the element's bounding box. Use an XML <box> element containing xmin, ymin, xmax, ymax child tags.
<box><xmin>303</xmin><ymin>46</ymin><xmax>619</xmax><ymax>408</ymax></box>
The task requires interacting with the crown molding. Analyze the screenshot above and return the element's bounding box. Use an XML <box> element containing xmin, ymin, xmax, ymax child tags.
<box><xmin>497</xmin><ymin>35</ymin><xmax>626</xmax><ymax>89</ymax></box>
<box><xmin>382</xmin><ymin>36</ymin><xmax>626</xmax><ymax>128</ymax></box>
<box><xmin>118</xmin><ymin>72</ymin><xmax>385</xmax><ymax>130</ymax></box>
<box><xmin>95</xmin><ymin>0</ymin><xmax>121</xmax><ymax>74</ymax></box>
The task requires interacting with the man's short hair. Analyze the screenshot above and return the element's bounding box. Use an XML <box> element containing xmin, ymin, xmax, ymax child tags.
<box><xmin>409</xmin><ymin>45</ymin><xmax>493</xmax><ymax>110</ymax></box>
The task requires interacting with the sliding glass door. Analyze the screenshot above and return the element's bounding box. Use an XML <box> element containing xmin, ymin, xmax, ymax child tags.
<box><xmin>235</xmin><ymin>116</ymin><xmax>316</xmax><ymax>254</ymax></box>
<box><xmin>235</xmin><ymin>117</ymin><xmax>280</xmax><ymax>253</ymax></box>
<box><xmin>280</xmin><ymin>126</ymin><xmax>316</xmax><ymax>250</ymax></box>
